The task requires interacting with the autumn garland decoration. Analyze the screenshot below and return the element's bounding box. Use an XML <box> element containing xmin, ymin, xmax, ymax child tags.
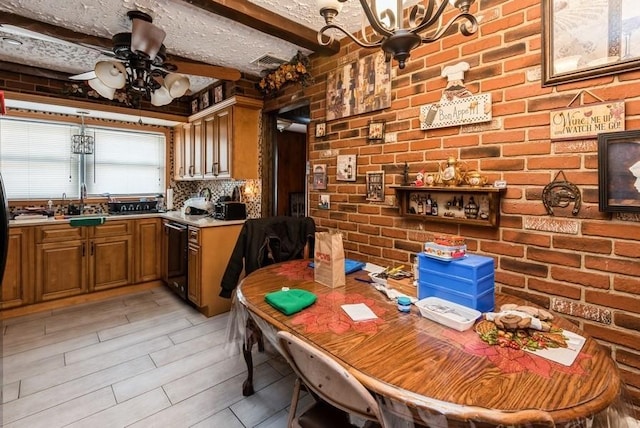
<box><xmin>257</xmin><ymin>51</ymin><xmax>313</xmax><ymax>96</ymax></box>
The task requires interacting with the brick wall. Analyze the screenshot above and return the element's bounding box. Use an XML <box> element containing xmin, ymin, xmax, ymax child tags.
<box><xmin>266</xmin><ymin>0</ymin><xmax>640</xmax><ymax>409</ymax></box>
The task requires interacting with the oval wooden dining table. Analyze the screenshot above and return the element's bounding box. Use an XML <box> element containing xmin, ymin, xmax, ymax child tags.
<box><xmin>235</xmin><ymin>259</ymin><xmax>625</xmax><ymax>427</ymax></box>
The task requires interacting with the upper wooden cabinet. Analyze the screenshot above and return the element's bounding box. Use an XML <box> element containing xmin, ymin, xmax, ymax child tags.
<box><xmin>174</xmin><ymin>96</ymin><xmax>262</xmax><ymax>181</ymax></box>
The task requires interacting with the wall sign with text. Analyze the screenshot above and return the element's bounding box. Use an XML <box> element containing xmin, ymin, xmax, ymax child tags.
<box><xmin>419</xmin><ymin>94</ymin><xmax>492</xmax><ymax>130</ymax></box>
<box><xmin>550</xmin><ymin>101</ymin><xmax>625</xmax><ymax>141</ymax></box>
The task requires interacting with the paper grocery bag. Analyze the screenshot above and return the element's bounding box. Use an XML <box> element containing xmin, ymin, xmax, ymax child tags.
<box><xmin>314</xmin><ymin>231</ymin><xmax>346</xmax><ymax>288</ymax></box>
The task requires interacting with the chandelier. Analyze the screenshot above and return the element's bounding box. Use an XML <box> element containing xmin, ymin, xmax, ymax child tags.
<box><xmin>317</xmin><ymin>0</ymin><xmax>478</xmax><ymax>69</ymax></box>
<box><xmin>71</xmin><ymin>111</ymin><xmax>94</xmax><ymax>155</ymax></box>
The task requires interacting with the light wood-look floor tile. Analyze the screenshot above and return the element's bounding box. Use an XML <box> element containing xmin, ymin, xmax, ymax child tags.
<box><xmin>0</xmin><ymin>286</ymin><xmax>296</xmax><ymax>427</ymax></box>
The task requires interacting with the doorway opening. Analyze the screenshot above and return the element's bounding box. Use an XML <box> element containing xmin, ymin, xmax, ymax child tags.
<box><xmin>269</xmin><ymin>101</ymin><xmax>309</xmax><ymax>217</ymax></box>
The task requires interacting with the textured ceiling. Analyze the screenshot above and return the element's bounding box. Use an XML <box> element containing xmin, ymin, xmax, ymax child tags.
<box><xmin>0</xmin><ymin>0</ymin><xmax>367</xmax><ymax>93</ymax></box>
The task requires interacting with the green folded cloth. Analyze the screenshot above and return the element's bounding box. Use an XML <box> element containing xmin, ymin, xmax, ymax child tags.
<box><xmin>265</xmin><ymin>289</ymin><xmax>317</xmax><ymax>315</ymax></box>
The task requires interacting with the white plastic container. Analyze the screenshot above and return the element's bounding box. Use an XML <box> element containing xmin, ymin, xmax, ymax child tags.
<box><xmin>415</xmin><ymin>297</ymin><xmax>481</xmax><ymax>331</ymax></box>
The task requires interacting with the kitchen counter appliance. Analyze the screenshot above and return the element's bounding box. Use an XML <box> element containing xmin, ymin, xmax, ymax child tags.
<box><xmin>214</xmin><ymin>201</ymin><xmax>247</xmax><ymax>220</ymax></box>
<box><xmin>108</xmin><ymin>201</ymin><xmax>158</xmax><ymax>215</ymax></box>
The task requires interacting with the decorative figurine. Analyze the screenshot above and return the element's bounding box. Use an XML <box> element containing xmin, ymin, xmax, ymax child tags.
<box><xmin>415</xmin><ymin>170</ymin><xmax>425</xmax><ymax>187</ymax></box>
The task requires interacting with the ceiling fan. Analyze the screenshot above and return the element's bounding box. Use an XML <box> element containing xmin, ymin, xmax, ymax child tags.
<box><xmin>69</xmin><ymin>10</ymin><xmax>239</xmax><ymax>106</ymax></box>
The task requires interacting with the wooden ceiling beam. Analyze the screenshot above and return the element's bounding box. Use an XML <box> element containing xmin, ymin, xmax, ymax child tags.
<box><xmin>178</xmin><ymin>0</ymin><xmax>340</xmax><ymax>55</ymax></box>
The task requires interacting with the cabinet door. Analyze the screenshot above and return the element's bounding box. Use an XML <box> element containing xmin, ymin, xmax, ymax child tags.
<box><xmin>135</xmin><ymin>218</ymin><xmax>161</xmax><ymax>283</ymax></box>
<box><xmin>215</xmin><ymin>108</ymin><xmax>231</xmax><ymax>178</ymax></box>
<box><xmin>36</xmin><ymin>240</ymin><xmax>87</xmax><ymax>301</ymax></box>
<box><xmin>173</xmin><ymin>125</ymin><xmax>187</xmax><ymax>180</ymax></box>
<box><xmin>187</xmin><ymin>243</ymin><xmax>201</xmax><ymax>306</ymax></box>
<box><xmin>190</xmin><ymin>119</ymin><xmax>203</xmax><ymax>178</ymax></box>
<box><xmin>90</xmin><ymin>235</ymin><xmax>133</xmax><ymax>291</ymax></box>
<box><xmin>2</xmin><ymin>228</ymin><xmax>34</xmax><ymax>309</ymax></box>
<box><xmin>203</xmin><ymin>114</ymin><xmax>216</xmax><ymax>178</ymax></box>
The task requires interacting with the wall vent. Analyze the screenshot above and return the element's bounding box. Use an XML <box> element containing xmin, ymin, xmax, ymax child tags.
<box><xmin>251</xmin><ymin>54</ymin><xmax>288</xmax><ymax>68</ymax></box>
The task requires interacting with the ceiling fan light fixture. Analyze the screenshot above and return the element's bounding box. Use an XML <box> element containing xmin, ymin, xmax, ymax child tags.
<box><xmin>88</xmin><ymin>78</ymin><xmax>116</xmax><ymax>100</ymax></box>
<box><xmin>150</xmin><ymin>85</ymin><xmax>173</xmax><ymax>106</ymax></box>
<box><xmin>164</xmin><ymin>73</ymin><xmax>190</xmax><ymax>98</ymax></box>
<box><xmin>130</xmin><ymin>12</ymin><xmax>166</xmax><ymax>60</ymax></box>
<box><xmin>94</xmin><ymin>61</ymin><xmax>127</xmax><ymax>89</ymax></box>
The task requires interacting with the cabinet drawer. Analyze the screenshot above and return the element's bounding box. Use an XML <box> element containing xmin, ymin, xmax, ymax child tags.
<box><xmin>36</xmin><ymin>224</ymin><xmax>86</xmax><ymax>243</ymax></box>
<box><xmin>90</xmin><ymin>220</ymin><xmax>131</xmax><ymax>237</ymax></box>
<box><xmin>188</xmin><ymin>227</ymin><xmax>200</xmax><ymax>245</ymax></box>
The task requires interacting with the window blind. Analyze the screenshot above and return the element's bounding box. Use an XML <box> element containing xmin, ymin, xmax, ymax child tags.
<box><xmin>0</xmin><ymin>117</ymin><xmax>165</xmax><ymax>200</ymax></box>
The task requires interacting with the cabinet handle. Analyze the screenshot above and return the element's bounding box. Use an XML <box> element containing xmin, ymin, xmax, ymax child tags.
<box><xmin>189</xmin><ymin>165</ymin><xmax>195</xmax><ymax>177</ymax></box>
<box><xmin>91</xmin><ymin>242</ymin><xmax>94</xmax><ymax>256</ymax></box>
<box><xmin>213</xmin><ymin>162</ymin><xmax>219</xmax><ymax>176</ymax></box>
<box><xmin>82</xmin><ymin>242</ymin><xmax>86</xmax><ymax>257</ymax></box>
<box><xmin>179</xmin><ymin>166</ymin><xmax>184</xmax><ymax>176</ymax></box>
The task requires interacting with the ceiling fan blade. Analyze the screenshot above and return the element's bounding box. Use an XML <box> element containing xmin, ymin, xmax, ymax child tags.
<box><xmin>130</xmin><ymin>13</ymin><xmax>166</xmax><ymax>60</ymax></box>
<box><xmin>69</xmin><ymin>70</ymin><xmax>97</xmax><ymax>80</ymax></box>
<box><xmin>167</xmin><ymin>59</ymin><xmax>241</xmax><ymax>82</ymax></box>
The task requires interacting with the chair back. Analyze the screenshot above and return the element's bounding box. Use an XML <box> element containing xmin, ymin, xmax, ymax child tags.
<box><xmin>277</xmin><ymin>330</ymin><xmax>383</xmax><ymax>424</ymax></box>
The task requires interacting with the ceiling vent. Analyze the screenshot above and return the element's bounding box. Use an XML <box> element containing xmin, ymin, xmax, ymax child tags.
<box><xmin>251</xmin><ymin>54</ymin><xmax>288</xmax><ymax>68</ymax></box>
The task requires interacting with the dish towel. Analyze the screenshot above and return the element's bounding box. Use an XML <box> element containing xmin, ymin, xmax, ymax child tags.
<box><xmin>70</xmin><ymin>217</ymin><xmax>106</xmax><ymax>227</ymax></box>
<box><xmin>265</xmin><ymin>288</ymin><xmax>317</xmax><ymax>315</ymax></box>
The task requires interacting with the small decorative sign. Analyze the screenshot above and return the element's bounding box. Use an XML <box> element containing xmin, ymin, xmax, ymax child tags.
<box><xmin>550</xmin><ymin>101</ymin><xmax>625</xmax><ymax>141</ymax></box>
<box><xmin>420</xmin><ymin>94</ymin><xmax>492</xmax><ymax>130</ymax></box>
<box><xmin>419</xmin><ymin>62</ymin><xmax>492</xmax><ymax>130</ymax></box>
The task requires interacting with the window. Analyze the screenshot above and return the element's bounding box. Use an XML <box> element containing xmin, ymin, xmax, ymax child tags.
<box><xmin>0</xmin><ymin>117</ymin><xmax>165</xmax><ymax>200</ymax></box>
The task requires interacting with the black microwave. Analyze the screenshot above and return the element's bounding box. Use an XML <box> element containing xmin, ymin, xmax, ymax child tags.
<box><xmin>214</xmin><ymin>202</ymin><xmax>247</xmax><ymax>220</ymax></box>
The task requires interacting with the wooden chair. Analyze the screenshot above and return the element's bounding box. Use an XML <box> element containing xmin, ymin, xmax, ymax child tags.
<box><xmin>277</xmin><ymin>330</ymin><xmax>385</xmax><ymax>428</ymax></box>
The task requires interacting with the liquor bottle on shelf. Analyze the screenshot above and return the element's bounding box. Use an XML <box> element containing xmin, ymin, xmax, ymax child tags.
<box><xmin>426</xmin><ymin>194</ymin><xmax>432</xmax><ymax>215</ymax></box>
<box><xmin>431</xmin><ymin>199</ymin><xmax>439</xmax><ymax>216</ymax></box>
<box><xmin>417</xmin><ymin>197</ymin><xmax>424</xmax><ymax>214</ymax></box>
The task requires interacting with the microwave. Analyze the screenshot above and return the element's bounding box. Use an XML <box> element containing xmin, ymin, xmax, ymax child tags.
<box><xmin>214</xmin><ymin>202</ymin><xmax>247</xmax><ymax>220</ymax></box>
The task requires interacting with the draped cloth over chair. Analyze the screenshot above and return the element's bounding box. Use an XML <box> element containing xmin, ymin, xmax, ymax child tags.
<box><xmin>219</xmin><ymin>216</ymin><xmax>315</xmax><ymax>298</ymax></box>
<box><xmin>277</xmin><ymin>330</ymin><xmax>385</xmax><ymax>428</ymax></box>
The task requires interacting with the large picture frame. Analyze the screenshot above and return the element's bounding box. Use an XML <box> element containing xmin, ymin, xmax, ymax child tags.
<box><xmin>336</xmin><ymin>155</ymin><xmax>356</xmax><ymax>181</ymax></box>
<box><xmin>598</xmin><ymin>130</ymin><xmax>640</xmax><ymax>213</ymax></box>
<box><xmin>325</xmin><ymin>51</ymin><xmax>391</xmax><ymax>121</ymax></box>
<box><xmin>542</xmin><ymin>0</ymin><xmax>640</xmax><ymax>86</ymax></box>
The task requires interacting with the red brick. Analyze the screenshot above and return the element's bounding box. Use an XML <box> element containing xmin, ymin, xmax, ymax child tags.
<box><xmin>528</xmin><ymin>278</ymin><xmax>581</xmax><ymax>299</ymax></box>
<box><xmin>585</xmin><ymin>255</ymin><xmax>640</xmax><ymax>277</ymax></box>
<box><xmin>614</xmin><ymin>241</ymin><xmax>640</xmax><ymax>258</ymax></box>
<box><xmin>479</xmin><ymin>241</ymin><xmax>524</xmax><ymax>257</ymax></box>
<box><xmin>551</xmin><ymin>266</ymin><xmax>611</xmax><ymax>289</ymax></box>
<box><xmin>552</xmin><ymin>236</ymin><xmax>612</xmax><ymax>254</ymax></box>
<box><xmin>585</xmin><ymin>290</ymin><xmax>640</xmax><ymax>314</ymax></box>
<box><xmin>613</xmin><ymin>275</ymin><xmax>640</xmax><ymax>295</ymax></box>
<box><xmin>583</xmin><ymin>323</ymin><xmax>640</xmax><ymax>351</ymax></box>
<box><xmin>528</xmin><ymin>248</ymin><xmax>581</xmax><ymax>268</ymax></box>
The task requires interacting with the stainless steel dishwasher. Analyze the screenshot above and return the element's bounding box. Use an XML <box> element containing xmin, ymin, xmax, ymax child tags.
<box><xmin>163</xmin><ymin>221</ymin><xmax>189</xmax><ymax>301</ymax></box>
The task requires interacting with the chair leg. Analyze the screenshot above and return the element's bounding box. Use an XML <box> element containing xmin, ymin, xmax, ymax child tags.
<box><xmin>287</xmin><ymin>378</ymin><xmax>302</xmax><ymax>428</ymax></box>
<box><xmin>242</xmin><ymin>317</ymin><xmax>262</xmax><ymax>396</ymax></box>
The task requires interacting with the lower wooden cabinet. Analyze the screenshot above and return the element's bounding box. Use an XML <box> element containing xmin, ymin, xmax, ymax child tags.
<box><xmin>135</xmin><ymin>218</ymin><xmax>162</xmax><ymax>283</ymax></box>
<box><xmin>33</xmin><ymin>221</ymin><xmax>133</xmax><ymax>301</ymax></box>
<box><xmin>2</xmin><ymin>227</ymin><xmax>34</xmax><ymax>309</ymax></box>
<box><xmin>186</xmin><ymin>224</ymin><xmax>242</xmax><ymax>317</ymax></box>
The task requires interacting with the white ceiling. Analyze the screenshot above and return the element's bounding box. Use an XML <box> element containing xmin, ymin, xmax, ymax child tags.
<box><xmin>0</xmin><ymin>0</ymin><xmax>367</xmax><ymax>92</ymax></box>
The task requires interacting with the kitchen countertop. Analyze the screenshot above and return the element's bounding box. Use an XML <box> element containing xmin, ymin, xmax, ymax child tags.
<box><xmin>9</xmin><ymin>211</ymin><xmax>246</xmax><ymax>228</ymax></box>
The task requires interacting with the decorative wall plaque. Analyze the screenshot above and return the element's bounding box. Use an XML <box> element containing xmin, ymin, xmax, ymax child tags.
<box><xmin>550</xmin><ymin>100</ymin><xmax>625</xmax><ymax>141</ymax></box>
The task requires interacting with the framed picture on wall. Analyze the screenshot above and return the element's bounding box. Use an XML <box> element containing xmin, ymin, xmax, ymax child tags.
<box><xmin>315</xmin><ymin>122</ymin><xmax>326</xmax><ymax>138</ymax></box>
<box><xmin>542</xmin><ymin>0</ymin><xmax>640</xmax><ymax>86</ymax></box>
<box><xmin>336</xmin><ymin>155</ymin><xmax>356</xmax><ymax>181</ymax></box>
<box><xmin>191</xmin><ymin>99</ymin><xmax>199</xmax><ymax>114</ymax></box>
<box><xmin>366</xmin><ymin>171</ymin><xmax>385</xmax><ymax>202</ymax></box>
<box><xmin>214</xmin><ymin>84</ymin><xmax>224</xmax><ymax>103</ymax></box>
<box><xmin>200</xmin><ymin>90</ymin><xmax>210</xmax><ymax>109</ymax></box>
<box><xmin>598</xmin><ymin>130</ymin><xmax>640</xmax><ymax>213</ymax></box>
<box><xmin>313</xmin><ymin>164</ymin><xmax>327</xmax><ymax>190</ymax></box>
<box><xmin>368</xmin><ymin>120</ymin><xmax>385</xmax><ymax>142</ymax></box>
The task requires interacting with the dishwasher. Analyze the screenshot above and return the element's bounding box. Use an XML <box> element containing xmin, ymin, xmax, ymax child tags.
<box><xmin>163</xmin><ymin>221</ymin><xmax>189</xmax><ymax>301</ymax></box>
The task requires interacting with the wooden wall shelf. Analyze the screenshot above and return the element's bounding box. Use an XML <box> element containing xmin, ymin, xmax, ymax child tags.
<box><xmin>391</xmin><ymin>185</ymin><xmax>503</xmax><ymax>227</ymax></box>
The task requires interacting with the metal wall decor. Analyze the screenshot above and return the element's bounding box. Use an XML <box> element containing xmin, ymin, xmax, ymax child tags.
<box><xmin>542</xmin><ymin>171</ymin><xmax>581</xmax><ymax>216</ymax></box>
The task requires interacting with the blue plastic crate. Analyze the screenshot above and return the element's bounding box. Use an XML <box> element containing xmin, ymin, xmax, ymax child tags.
<box><xmin>417</xmin><ymin>252</ymin><xmax>495</xmax><ymax>312</ymax></box>
<box><xmin>418</xmin><ymin>281</ymin><xmax>495</xmax><ymax>312</ymax></box>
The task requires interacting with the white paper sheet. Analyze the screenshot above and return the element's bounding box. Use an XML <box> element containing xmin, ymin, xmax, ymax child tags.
<box><xmin>525</xmin><ymin>330</ymin><xmax>586</xmax><ymax>366</ymax></box>
<box><xmin>341</xmin><ymin>303</ymin><xmax>378</xmax><ymax>321</ymax></box>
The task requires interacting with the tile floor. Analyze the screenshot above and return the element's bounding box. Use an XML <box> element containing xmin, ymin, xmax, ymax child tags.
<box><xmin>1</xmin><ymin>286</ymin><xmax>306</xmax><ymax>427</ymax></box>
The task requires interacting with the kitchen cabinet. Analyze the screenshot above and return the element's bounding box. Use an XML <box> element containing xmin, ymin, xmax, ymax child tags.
<box><xmin>185</xmin><ymin>223</ymin><xmax>242</xmax><ymax>317</ymax></box>
<box><xmin>35</xmin><ymin>221</ymin><xmax>133</xmax><ymax>301</ymax></box>
<box><xmin>1</xmin><ymin>227</ymin><xmax>34</xmax><ymax>309</ymax></box>
<box><xmin>392</xmin><ymin>185</ymin><xmax>503</xmax><ymax>227</ymax></box>
<box><xmin>173</xmin><ymin>96</ymin><xmax>262</xmax><ymax>181</ymax></box>
<box><xmin>134</xmin><ymin>218</ymin><xmax>161</xmax><ymax>283</ymax></box>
